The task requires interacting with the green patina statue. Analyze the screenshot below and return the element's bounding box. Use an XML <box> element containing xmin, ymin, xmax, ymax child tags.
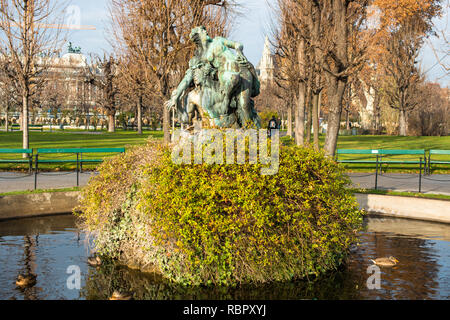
<box><xmin>68</xmin><ymin>42</ymin><xmax>82</xmax><ymax>54</ymax></box>
<box><xmin>165</xmin><ymin>26</ymin><xmax>261</xmax><ymax>128</ymax></box>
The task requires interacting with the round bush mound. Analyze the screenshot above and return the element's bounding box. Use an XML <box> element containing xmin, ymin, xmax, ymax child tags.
<box><xmin>76</xmin><ymin>138</ymin><xmax>364</xmax><ymax>286</ymax></box>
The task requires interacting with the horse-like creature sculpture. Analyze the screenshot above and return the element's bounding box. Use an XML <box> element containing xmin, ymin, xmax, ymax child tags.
<box><xmin>165</xmin><ymin>26</ymin><xmax>261</xmax><ymax>129</ymax></box>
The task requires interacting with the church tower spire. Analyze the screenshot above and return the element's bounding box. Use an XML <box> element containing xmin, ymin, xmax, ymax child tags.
<box><xmin>258</xmin><ymin>36</ymin><xmax>274</xmax><ymax>85</ymax></box>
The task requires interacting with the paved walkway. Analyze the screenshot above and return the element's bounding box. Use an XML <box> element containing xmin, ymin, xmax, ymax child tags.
<box><xmin>348</xmin><ymin>172</ymin><xmax>450</xmax><ymax>195</ymax></box>
<box><xmin>0</xmin><ymin>171</ymin><xmax>95</xmax><ymax>193</ymax></box>
<box><xmin>1</xmin><ymin>171</ymin><xmax>449</xmax><ymax>195</ymax></box>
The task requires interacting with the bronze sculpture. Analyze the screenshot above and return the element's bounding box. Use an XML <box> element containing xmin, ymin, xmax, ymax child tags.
<box><xmin>165</xmin><ymin>26</ymin><xmax>261</xmax><ymax>128</ymax></box>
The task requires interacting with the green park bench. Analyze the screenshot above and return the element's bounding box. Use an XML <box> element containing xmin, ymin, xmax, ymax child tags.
<box><xmin>337</xmin><ymin>149</ymin><xmax>381</xmax><ymax>164</ymax></box>
<box><xmin>378</xmin><ymin>149</ymin><xmax>426</xmax><ymax>165</ymax></box>
<box><xmin>428</xmin><ymin>150</ymin><xmax>450</xmax><ymax>174</ymax></box>
<box><xmin>10</xmin><ymin>124</ymin><xmax>44</xmax><ymax>132</ymax></box>
<box><xmin>35</xmin><ymin>147</ymin><xmax>125</xmax><ymax>168</ymax></box>
<box><xmin>337</xmin><ymin>149</ymin><xmax>427</xmax><ymax>191</ymax></box>
<box><xmin>34</xmin><ymin>147</ymin><xmax>125</xmax><ymax>188</ymax></box>
<box><xmin>337</xmin><ymin>149</ymin><xmax>426</xmax><ymax>171</ymax></box>
<box><xmin>0</xmin><ymin>148</ymin><xmax>33</xmax><ymax>172</ymax></box>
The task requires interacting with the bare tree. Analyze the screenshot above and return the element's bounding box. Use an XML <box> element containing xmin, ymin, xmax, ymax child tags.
<box><xmin>0</xmin><ymin>58</ymin><xmax>21</xmax><ymax>131</ymax></box>
<box><xmin>35</xmin><ymin>65</ymin><xmax>70</xmax><ymax>123</ymax></box>
<box><xmin>109</xmin><ymin>0</ymin><xmax>234</xmax><ymax>144</ymax></box>
<box><xmin>381</xmin><ymin>21</ymin><xmax>425</xmax><ymax>136</ymax></box>
<box><xmin>408</xmin><ymin>82</ymin><xmax>448</xmax><ymax>136</ymax></box>
<box><xmin>0</xmin><ymin>0</ymin><xmax>65</xmax><ymax>149</ymax></box>
<box><xmin>82</xmin><ymin>54</ymin><xmax>119</xmax><ymax>132</ymax></box>
<box><xmin>369</xmin><ymin>0</ymin><xmax>443</xmax><ymax>136</ymax></box>
<box><xmin>429</xmin><ymin>30</ymin><xmax>449</xmax><ymax>76</ymax></box>
<box><xmin>272</xmin><ymin>0</ymin><xmax>304</xmax><ymax>145</ymax></box>
<box><xmin>272</xmin><ymin>0</ymin><xmax>370</xmax><ymax>154</ymax></box>
<box><xmin>115</xmin><ymin>55</ymin><xmax>152</xmax><ymax>134</ymax></box>
<box><xmin>427</xmin><ymin>10</ymin><xmax>450</xmax><ymax>76</ymax></box>
<box><xmin>318</xmin><ymin>0</ymin><xmax>369</xmax><ymax>156</ymax></box>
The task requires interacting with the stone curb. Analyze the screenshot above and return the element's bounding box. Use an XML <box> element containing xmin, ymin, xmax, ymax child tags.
<box><xmin>0</xmin><ymin>191</ymin><xmax>80</xmax><ymax>221</ymax></box>
<box><xmin>355</xmin><ymin>193</ymin><xmax>450</xmax><ymax>224</ymax></box>
<box><xmin>1</xmin><ymin>191</ymin><xmax>449</xmax><ymax>224</ymax></box>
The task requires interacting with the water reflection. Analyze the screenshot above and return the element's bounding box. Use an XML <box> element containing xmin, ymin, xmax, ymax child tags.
<box><xmin>362</xmin><ymin>217</ymin><xmax>448</xmax><ymax>300</ymax></box>
<box><xmin>15</xmin><ymin>235</ymin><xmax>39</xmax><ymax>300</ymax></box>
<box><xmin>366</xmin><ymin>217</ymin><xmax>450</xmax><ymax>241</ymax></box>
<box><xmin>0</xmin><ymin>215</ymin><xmax>449</xmax><ymax>300</ymax></box>
<box><xmin>0</xmin><ymin>215</ymin><xmax>87</xmax><ymax>300</ymax></box>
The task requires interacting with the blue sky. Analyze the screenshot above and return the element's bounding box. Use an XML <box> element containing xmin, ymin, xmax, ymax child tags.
<box><xmin>67</xmin><ymin>0</ymin><xmax>448</xmax><ymax>86</ymax></box>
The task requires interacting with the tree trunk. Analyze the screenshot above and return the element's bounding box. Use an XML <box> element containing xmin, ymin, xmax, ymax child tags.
<box><xmin>305</xmin><ymin>93</ymin><xmax>312</xmax><ymax>145</ymax></box>
<box><xmin>287</xmin><ymin>104</ymin><xmax>292</xmax><ymax>137</ymax></box>
<box><xmin>108</xmin><ymin>111</ymin><xmax>115</xmax><ymax>133</ymax></box>
<box><xmin>295</xmin><ymin>39</ymin><xmax>306</xmax><ymax>146</ymax></box>
<box><xmin>312</xmin><ymin>92</ymin><xmax>320</xmax><ymax>151</ymax></box>
<box><xmin>85</xmin><ymin>108</ymin><xmax>90</xmax><ymax>131</ymax></box>
<box><xmin>137</xmin><ymin>96</ymin><xmax>142</xmax><ymax>134</ymax></box>
<box><xmin>311</xmin><ymin>1</ymin><xmax>322</xmax><ymax>151</ymax></box>
<box><xmin>22</xmin><ymin>94</ymin><xmax>29</xmax><ymax>157</ymax></box>
<box><xmin>346</xmin><ymin>109</ymin><xmax>350</xmax><ymax>130</ymax></box>
<box><xmin>5</xmin><ymin>108</ymin><xmax>8</xmax><ymax>132</ymax></box>
<box><xmin>295</xmin><ymin>83</ymin><xmax>306</xmax><ymax>146</ymax></box>
<box><xmin>323</xmin><ymin>0</ymin><xmax>348</xmax><ymax>157</ymax></box>
<box><xmin>161</xmin><ymin>77</ymin><xmax>171</xmax><ymax>144</ymax></box>
<box><xmin>163</xmin><ymin>105</ymin><xmax>170</xmax><ymax>144</ymax></box>
<box><xmin>398</xmin><ymin>109</ymin><xmax>407</xmax><ymax>136</ymax></box>
<box><xmin>318</xmin><ymin>90</ymin><xmax>322</xmax><ymax>121</ymax></box>
<box><xmin>374</xmin><ymin>94</ymin><xmax>381</xmax><ymax>134</ymax></box>
<box><xmin>324</xmin><ymin>76</ymin><xmax>346</xmax><ymax>157</ymax></box>
<box><xmin>346</xmin><ymin>85</ymin><xmax>352</xmax><ymax>130</ymax></box>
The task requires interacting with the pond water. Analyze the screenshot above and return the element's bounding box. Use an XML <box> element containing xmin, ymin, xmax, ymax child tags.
<box><xmin>0</xmin><ymin>214</ymin><xmax>449</xmax><ymax>300</ymax></box>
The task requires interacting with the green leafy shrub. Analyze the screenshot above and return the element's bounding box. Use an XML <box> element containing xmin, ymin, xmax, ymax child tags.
<box><xmin>76</xmin><ymin>138</ymin><xmax>364</xmax><ymax>286</ymax></box>
<box><xmin>280</xmin><ymin>135</ymin><xmax>295</xmax><ymax>146</ymax></box>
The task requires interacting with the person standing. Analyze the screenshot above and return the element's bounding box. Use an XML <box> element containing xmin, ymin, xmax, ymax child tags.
<box><xmin>268</xmin><ymin>115</ymin><xmax>278</xmax><ymax>138</ymax></box>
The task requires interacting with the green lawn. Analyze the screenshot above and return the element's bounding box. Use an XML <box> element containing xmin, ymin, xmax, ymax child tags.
<box><xmin>1</xmin><ymin>130</ymin><xmax>449</xmax><ymax>172</ymax></box>
<box><xmin>2</xmin><ymin>130</ymin><xmax>447</xmax><ymax>150</ymax></box>
<box><xmin>337</xmin><ymin>135</ymin><xmax>450</xmax><ymax>173</ymax></box>
<box><xmin>351</xmin><ymin>188</ymin><xmax>450</xmax><ymax>201</ymax></box>
<box><xmin>0</xmin><ymin>187</ymin><xmax>81</xmax><ymax>196</ymax></box>
<box><xmin>0</xmin><ymin>129</ymin><xmax>162</xmax><ymax>148</ymax></box>
<box><xmin>335</xmin><ymin>135</ymin><xmax>450</xmax><ymax>150</ymax></box>
<box><xmin>0</xmin><ymin>129</ymin><xmax>162</xmax><ymax>170</ymax></box>
<box><xmin>282</xmin><ymin>134</ymin><xmax>450</xmax><ymax>173</ymax></box>
<box><xmin>280</xmin><ymin>134</ymin><xmax>450</xmax><ymax>150</ymax></box>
